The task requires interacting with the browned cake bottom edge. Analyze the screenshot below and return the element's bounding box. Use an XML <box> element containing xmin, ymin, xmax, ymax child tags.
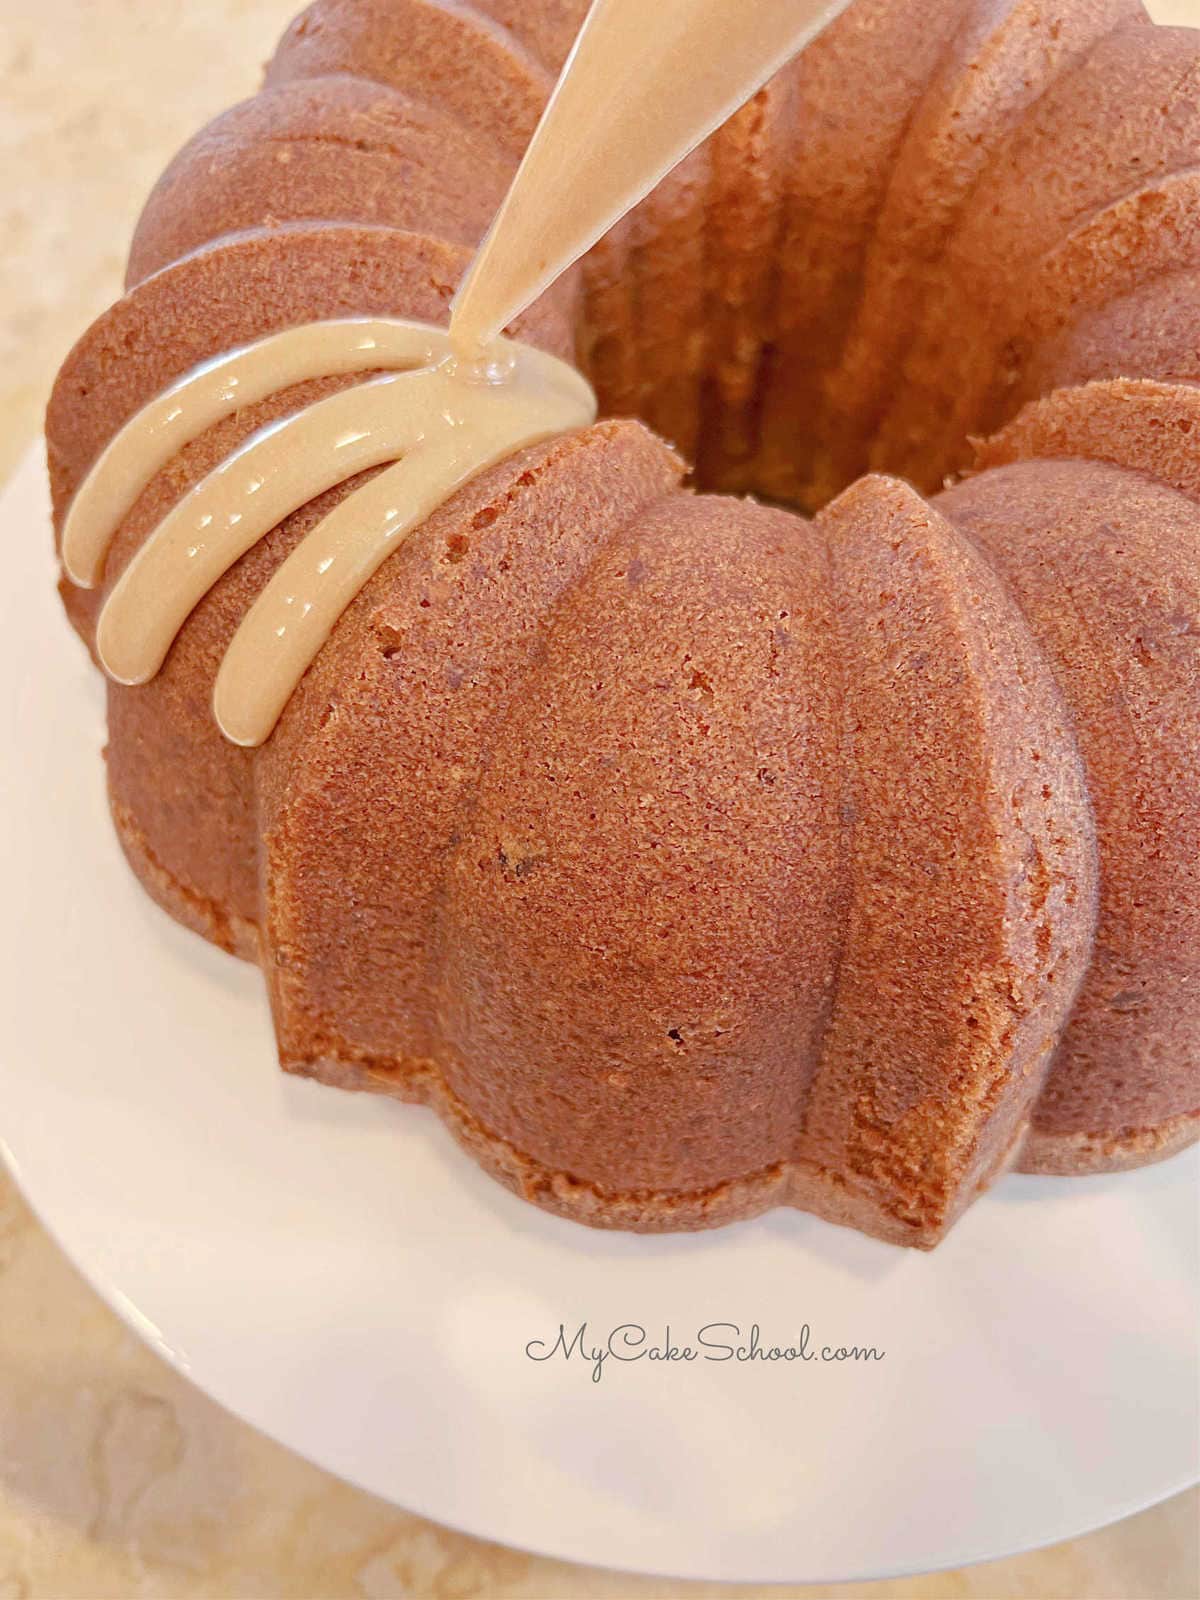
<box><xmin>1018</xmin><ymin>1111</ymin><xmax>1200</xmax><ymax>1176</ymax></box>
<box><xmin>110</xmin><ymin>790</ymin><xmax>1198</xmax><ymax>1239</ymax></box>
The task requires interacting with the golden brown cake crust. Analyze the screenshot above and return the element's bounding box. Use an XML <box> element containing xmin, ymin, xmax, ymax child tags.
<box><xmin>110</xmin><ymin>794</ymin><xmax>261</xmax><ymax>962</ymax></box>
<box><xmin>46</xmin><ymin>0</ymin><xmax>1200</xmax><ymax>1245</ymax></box>
<box><xmin>1020</xmin><ymin>1111</ymin><xmax>1200</xmax><ymax>1176</ymax></box>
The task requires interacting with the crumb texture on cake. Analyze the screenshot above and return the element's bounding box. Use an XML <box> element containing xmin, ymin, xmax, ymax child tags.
<box><xmin>47</xmin><ymin>0</ymin><xmax>1200</xmax><ymax>1245</ymax></box>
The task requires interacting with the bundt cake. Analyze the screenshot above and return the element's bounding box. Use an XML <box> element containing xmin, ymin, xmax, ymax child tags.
<box><xmin>46</xmin><ymin>0</ymin><xmax>1200</xmax><ymax>1247</ymax></box>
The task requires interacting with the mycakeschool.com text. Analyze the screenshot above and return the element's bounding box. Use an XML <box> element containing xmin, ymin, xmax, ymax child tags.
<box><xmin>524</xmin><ymin>1323</ymin><xmax>886</xmax><ymax>1383</ymax></box>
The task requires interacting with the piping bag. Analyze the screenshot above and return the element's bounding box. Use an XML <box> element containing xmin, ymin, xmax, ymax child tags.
<box><xmin>449</xmin><ymin>0</ymin><xmax>853</xmax><ymax>356</ymax></box>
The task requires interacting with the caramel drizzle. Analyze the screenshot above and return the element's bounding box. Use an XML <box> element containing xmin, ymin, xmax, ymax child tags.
<box><xmin>62</xmin><ymin>319</ymin><xmax>596</xmax><ymax>746</ymax></box>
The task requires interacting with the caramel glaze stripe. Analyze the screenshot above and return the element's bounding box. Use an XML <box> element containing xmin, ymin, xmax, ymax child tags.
<box><xmin>61</xmin><ymin>319</ymin><xmax>453</xmax><ymax>588</ymax></box>
<box><xmin>65</xmin><ymin>318</ymin><xmax>594</xmax><ymax>746</ymax></box>
<box><xmin>212</xmin><ymin>366</ymin><xmax>595</xmax><ymax>745</ymax></box>
<box><xmin>96</xmin><ymin>371</ymin><xmax>436</xmax><ymax>686</ymax></box>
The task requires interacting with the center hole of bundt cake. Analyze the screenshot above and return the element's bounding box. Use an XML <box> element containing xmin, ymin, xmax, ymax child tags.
<box><xmin>584</xmin><ymin>339</ymin><xmax>957</xmax><ymax>519</ymax></box>
<box><xmin>574</xmin><ymin>141</ymin><xmax>1006</xmax><ymax>517</ymax></box>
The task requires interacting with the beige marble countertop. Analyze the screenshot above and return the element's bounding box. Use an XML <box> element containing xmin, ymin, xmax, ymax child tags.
<box><xmin>2</xmin><ymin>2</ymin><xmax>1198</xmax><ymax>1595</ymax></box>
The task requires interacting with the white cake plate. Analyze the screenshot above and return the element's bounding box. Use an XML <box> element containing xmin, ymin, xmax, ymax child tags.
<box><xmin>1</xmin><ymin>445</ymin><xmax>1196</xmax><ymax>1585</ymax></box>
